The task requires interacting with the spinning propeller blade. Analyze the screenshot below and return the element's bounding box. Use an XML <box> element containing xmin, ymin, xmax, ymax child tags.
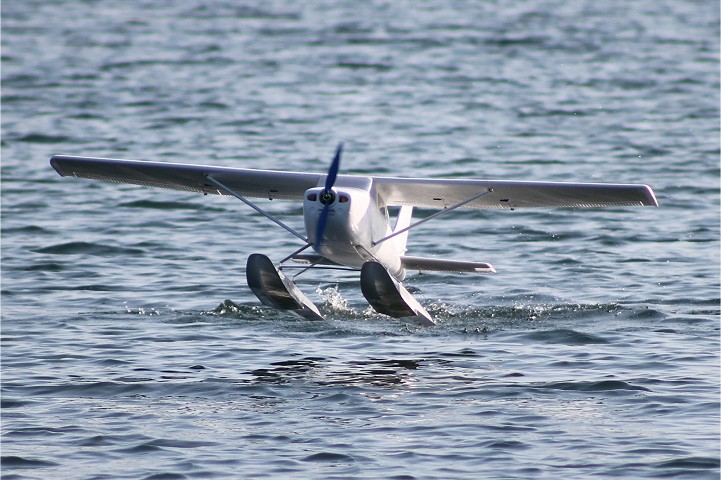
<box><xmin>315</xmin><ymin>142</ymin><xmax>343</xmax><ymax>247</ymax></box>
<box><xmin>325</xmin><ymin>142</ymin><xmax>342</xmax><ymax>191</ymax></box>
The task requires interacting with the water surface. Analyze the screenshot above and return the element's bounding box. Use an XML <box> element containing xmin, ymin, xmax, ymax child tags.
<box><xmin>2</xmin><ymin>1</ymin><xmax>719</xmax><ymax>479</ymax></box>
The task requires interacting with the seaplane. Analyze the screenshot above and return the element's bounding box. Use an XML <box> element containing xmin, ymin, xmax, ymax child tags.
<box><xmin>50</xmin><ymin>144</ymin><xmax>658</xmax><ymax>325</ymax></box>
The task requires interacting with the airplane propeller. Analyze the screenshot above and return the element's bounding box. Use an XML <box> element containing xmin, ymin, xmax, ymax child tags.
<box><xmin>315</xmin><ymin>142</ymin><xmax>343</xmax><ymax>248</ymax></box>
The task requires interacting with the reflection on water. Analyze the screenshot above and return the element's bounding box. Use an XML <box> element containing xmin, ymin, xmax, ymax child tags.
<box><xmin>248</xmin><ymin>357</ymin><xmax>421</xmax><ymax>388</ymax></box>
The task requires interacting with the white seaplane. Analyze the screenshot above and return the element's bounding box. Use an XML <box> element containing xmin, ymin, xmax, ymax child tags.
<box><xmin>50</xmin><ymin>144</ymin><xmax>657</xmax><ymax>325</ymax></box>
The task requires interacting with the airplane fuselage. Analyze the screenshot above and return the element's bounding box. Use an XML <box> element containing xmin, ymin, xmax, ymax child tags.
<box><xmin>303</xmin><ymin>184</ymin><xmax>407</xmax><ymax>280</ymax></box>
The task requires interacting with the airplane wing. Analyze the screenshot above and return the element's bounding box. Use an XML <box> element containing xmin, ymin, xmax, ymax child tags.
<box><xmin>50</xmin><ymin>155</ymin><xmax>322</xmax><ymax>201</ymax></box>
<box><xmin>400</xmin><ymin>256</ymin><xmax>495</xmax><ymax>273</ymax></box>
<box><xmin>50</xmin><ymin>155</ymin><xmax>658</xmax><ymax>208</ymax></box>
<box><xmin>371</xmin><ymin>176</ymin><xmax>658</xmax><ymax>209</ymax></box>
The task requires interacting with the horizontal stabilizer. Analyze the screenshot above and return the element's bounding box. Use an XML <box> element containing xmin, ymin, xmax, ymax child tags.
<box><xmin>401</xmin><ymin>256</ymin><xmax>496</xmax><ymax>273</ymax></box>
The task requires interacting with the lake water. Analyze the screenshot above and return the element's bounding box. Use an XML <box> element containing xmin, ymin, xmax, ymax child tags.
<box><xmin>2</xmin><ymin>1</ymin><xmax>719</xmax><ymax>479</ymax></box>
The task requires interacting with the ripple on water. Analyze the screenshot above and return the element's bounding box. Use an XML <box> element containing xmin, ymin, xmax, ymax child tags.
<box><xmin>1</xmin><ymin>456</ymin><xmax>59</xmax><ymax>471</ymax></box>
<box><xmin>32</xmin><ymin>241</ymin><xmax>145</xmax><ymax>256</ymax></box>
<box><xmin>519</xmin><ymin>329</ymin><xmax>610</xmax><ymax>344</ymax></box>
<box><xmin>302</xmin><ymin>452</ymin><xmax>358</xmax><ymax>463</ymax></box>
<box><xmin>539</xmin><ymin>380</ymin><xmax>651</xmax><ymax>393</ymax></box>
<box><xmin>118</xmin><ymin>200</ymin><xmax>219</xmax><ymax>211</ymax></box>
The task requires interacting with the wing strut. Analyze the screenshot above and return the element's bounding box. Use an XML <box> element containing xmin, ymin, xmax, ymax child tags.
<box><xmin>205</xmin><ymin>175</ymin><xmax>309</xmax><ymax>243</ymax></box>
<box><xmin>372</xmin><ymin>188</ymin><xmax>494</xmax><ymax>246</ymax></box>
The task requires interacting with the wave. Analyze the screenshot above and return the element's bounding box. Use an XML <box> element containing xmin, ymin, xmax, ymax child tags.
<box><xmin>33</xmin><ymin>242</ymin><xmax>144</xmax><ymax>256</ymax></box>
<box><xmin>205</xmin><ymin>293</ymin><xmax>627</xmax><ymax>340</ymax></box>
<box><xmin>1</xmin><ymin>455</ymin><xmax>59</xmax><ymax>469</ymax></box>
<box><xmin>11</xmin><ymin>133</ymin><xmax>73</xmax><ymax>144</ymax></box>
<box><xmin>538</xmin><ymin>380</ymin><xmax>651</xmax><ymax>393</ymax></box>
<box><xmin>119</xmin><ymin>200</ymin><xmax>218</xmax><ymax>211</ymax></box>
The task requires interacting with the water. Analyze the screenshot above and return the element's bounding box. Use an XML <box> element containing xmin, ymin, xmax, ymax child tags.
<box><xmin>2</xmin><ymin>1</ymin><xmax>719</xmax><ymax>478</ymax></box>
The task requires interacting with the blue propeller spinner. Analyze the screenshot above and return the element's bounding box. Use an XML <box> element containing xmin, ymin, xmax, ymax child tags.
<box><xmin>315</xmin><ymin>142</ymin><xmax>343</xmax><ymax>247</ymax></box>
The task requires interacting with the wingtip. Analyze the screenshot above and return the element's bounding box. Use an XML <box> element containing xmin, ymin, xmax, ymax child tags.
<box><xmin>644</xmin><ymin>185</ymin><xmax>659</xmax><ymax>207</ymax></box>
<box><xmin>49</xmin><ymin>155</ymin><xmax>66</xmax><ymax>176</ymax></box>
<box><xmin>475</xmin><ymin>264</ymin><xmax>496</xmax><ymax>274</ymax></box>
